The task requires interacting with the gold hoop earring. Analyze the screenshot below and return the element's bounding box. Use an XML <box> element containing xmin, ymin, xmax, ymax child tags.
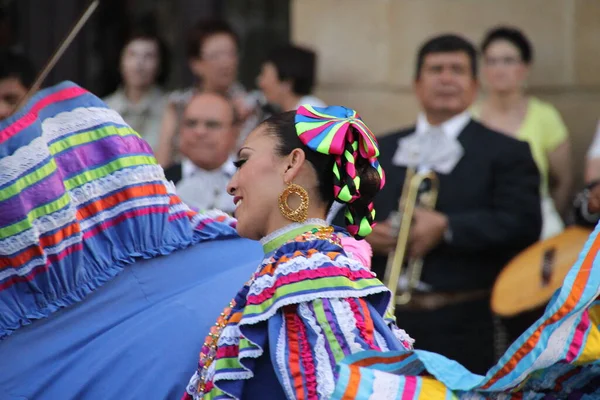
<box><xmin>278</xmin><ymin>183</ymin><xmax>309</xmax><ymax>223</ymax></box>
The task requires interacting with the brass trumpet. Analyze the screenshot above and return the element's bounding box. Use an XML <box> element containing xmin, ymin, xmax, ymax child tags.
<box><xmin>383</xmin><ymin>167</ymin><xmax>439</xmax><ymax>306</ymax></box>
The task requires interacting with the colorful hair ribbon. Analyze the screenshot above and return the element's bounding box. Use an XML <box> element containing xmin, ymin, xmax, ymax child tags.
<box><xmin>294</xmin><ymin>105</ymin><xmax>385</xmax><ymax>239</ymax></box>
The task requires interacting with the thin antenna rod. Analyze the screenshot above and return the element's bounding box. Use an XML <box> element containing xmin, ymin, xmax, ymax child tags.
<box><xmin>15</xmin><ymin>0</ymin><xmax>100</xmax><ymax>110</ymax></box>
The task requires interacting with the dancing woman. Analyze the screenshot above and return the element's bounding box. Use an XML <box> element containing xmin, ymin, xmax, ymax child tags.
<box><xmin>182</xmin><ymin>105</ymin><xmax>414</xmax><ymax>399</ymax></box>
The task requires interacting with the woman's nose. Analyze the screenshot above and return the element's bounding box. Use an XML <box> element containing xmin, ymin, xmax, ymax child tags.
<box><xmin>226</xmin><ymin>177</ymin><xmax>236</xmax><ymax>196</ymax></box>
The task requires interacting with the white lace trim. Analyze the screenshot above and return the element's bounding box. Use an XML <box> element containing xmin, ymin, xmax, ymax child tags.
<box><xmin>185</xmin><ymin>371</ymin><xmax>200</xmax><ymax>396</ymax></box>
<box><xmin>332</xmin><ymin>299</ymin><xmax>363</xmax><ymax>353</ymax></box>
<box><xmin>335</xmin><ymin>253</ymin><xmax>376</xmax><ymax>273</ymax></box>
<box><xmin>68</xmin><ymin>165</ymin><xmax>163</xmax><ymax>206</ymax></box>
<box><xmin>189</xmin><ymin>212</ymin><xmax>206</xmax><ymax>227</ymax></box>
<box><xmin>368</xmin><ymin>369</ymin><xmax>401</xmax><ymax>400</ymax></box>
<box><xmin>391</xmin><ymin>325</ymin><xmax>415</xmax><ymax>350</ymax></box>
<box><xmin>0</xmin><ymin>204</ymin><xmax>77</xmax><ymax>256</ymax></box>
<box><xmin>238</xmin><ymin>347</ymin><xmax>262</xmax><ymax>359</ymax></box>
<box><xmin>299</xmin><ymin>302</ymin><xmax>335</xmax><ymax>398</ymax></box>
<box><xmin>276</xmin><ymin>313</ymin><xmax>295</xmax><ymax>400</ymax></box>
<box><xmin>374</xmin><ymin>331</ymin><xmax>390</xmax><ymax>352</ymax></box>
<box><xmin>164</xmin><ymin>178</ymin><xmax>177</xmax><ymax>194</ymax></box>
<box><xmin>206</xmin><ymin>361</ymin><xmax>217</xmax><ymax>385</ymax></box>
<box><xmin>241</xmin><ymin>286</ymin><xmax>390</xmax><ymax>326</ymax></box>
<box><xmin>1</xmin><ymin>167</ymin><xmax>167</xmax><ymax>255</ymax></box>
<box><xmin>249</xmin><ymin>252</ymin><xmax>368</xmax><ymax>296</ymax></box>
<box><xmin>215</xmin><ymin>336</ymin><xmax>240</xmax><ymax>347</ymax></box>
<box><xmin>212</xmin><ymin>371</ymin><xmax>252</xmax><ymax>383</ymax></box>
<box><xmin>79</xmin><ymin>195</ymin><xmax>170</xmax><ymax>231</ymax></box>
<box><xmin>259</xmin><ymin>218</ymin><xmax>327</xmax><ymax>247</ymax></box>
<box><xmin>42</xmin><ymin>107</ymin><xmax>128</xmax><ymax>144</ymax></box>
<box><xmin>0</xmin><ymin>251</ymin><xmax>45</xmax><ymax>282</ymax></box>
<box><xmin>190</xmin><ymin>208</ymin><xmax>236</xmax><ymax>228</ymax></box>
<box><xmin>0</xmin><ymin>231</ymin><xmax>82</xmax><ymax>281</ymax></box>
<box><xmin>0</xmin><ymin>136</ymin><xmax>50</xmax><ymax>187</ymax></box>
<box><xmin>0</xmin><ymin>165</ymin><xmax>167</xmax><ymax>256</ymax></box>
<box><xmin>213</xmin><ymin>331</ymin><xmax>263</xmax><ymax>387</ymax></box>
<box><xmin>217</xmin><ymin>325</ymin><xmax>241</xmax><ymax>346</ymax></box>
<box><xmin>168</xmin><ymin>202</ymin><xmax>190</xmax><ymax>216</ymax></box>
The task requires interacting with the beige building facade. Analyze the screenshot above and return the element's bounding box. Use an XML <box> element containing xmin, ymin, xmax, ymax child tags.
<box><xmin>291</xmin><ymin>0</ymin><xmax>600</xmax><ymax>189</ymax></box>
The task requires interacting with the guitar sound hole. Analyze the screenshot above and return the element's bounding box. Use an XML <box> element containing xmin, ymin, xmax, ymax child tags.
<box><xmin>541</xmin><ymin>247</ymin><xmax>556</xmax><ymax>287</ymax></box>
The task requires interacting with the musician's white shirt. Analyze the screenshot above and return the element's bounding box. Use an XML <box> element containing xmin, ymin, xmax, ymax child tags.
<box><xmin>414</xmin><ymin>110</ymin><xmax>471</xmax><ymax>140</ymax></box>
<box><xmin>392</xmin><ymin>110</ymin><xmax>470</xmax><ymax>174</ymax></box>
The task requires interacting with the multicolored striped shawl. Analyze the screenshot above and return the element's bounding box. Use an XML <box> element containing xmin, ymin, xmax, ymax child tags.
<box><xmin>331</xmin><ymin>223</ymin><xmax>600</xmax><ymax>399</ymax></box>
<box><xmin>0</xmin><ymin>81</ymin><xmax>238</xmax><ymax>340</ymax></box>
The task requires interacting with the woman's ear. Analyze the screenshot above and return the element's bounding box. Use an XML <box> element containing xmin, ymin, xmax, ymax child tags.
<box><xmin>282</xmin><ymin>148</ymin><xmax>306</xmax><ymax>183</ymax></box>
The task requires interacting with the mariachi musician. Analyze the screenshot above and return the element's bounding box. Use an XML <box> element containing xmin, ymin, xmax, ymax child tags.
<box><xmin>333</xmin><ymin>34</ymin><xmax>542</xmax><ymax>375</ymax></box>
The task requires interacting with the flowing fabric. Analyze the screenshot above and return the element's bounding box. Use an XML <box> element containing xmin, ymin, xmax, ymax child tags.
<box><xmin>331</xmin><ymin>222</ymin><xmax>600</xmax><ymax>399</ymax></box>
<box><xmin>0</xmin><ymin>81</ymin><xmax>265</xmax><ymax>399</ymax></box>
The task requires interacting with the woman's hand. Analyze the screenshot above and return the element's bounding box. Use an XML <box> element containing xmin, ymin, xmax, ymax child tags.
<box><xmin>587</xmin><ymin>183</ymin><xmax>600</xmax><ymax>214</ymax></box>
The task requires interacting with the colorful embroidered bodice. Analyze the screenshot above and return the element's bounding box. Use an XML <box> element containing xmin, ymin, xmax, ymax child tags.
<box><xmin>184</xmin><ymin>222</ymin><xmax>413</xmax><ymax>400</ymax></box>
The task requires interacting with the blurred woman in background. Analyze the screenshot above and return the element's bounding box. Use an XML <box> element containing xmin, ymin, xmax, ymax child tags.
<box><xmin>473</xmin><ymin>26</ymin><xmax>572</xmax><ymax>239</ymax></box>
<box><xmin>103</xmin><ymin>21</ymin><xmax>169</xmax><ymax>151</ymax></box>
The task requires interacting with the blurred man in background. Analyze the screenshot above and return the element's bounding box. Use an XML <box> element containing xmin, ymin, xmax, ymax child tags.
<box><xmin>357</xmin><ymin>34</ymin><xmax>541</xmax><ymax>374</ymax></box>
<box><xmin>164</xmin><ymin>92</ymin><xmax>239</xmax><ymax>214</ymax></box>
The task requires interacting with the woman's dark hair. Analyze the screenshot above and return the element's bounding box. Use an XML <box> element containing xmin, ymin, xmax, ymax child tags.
<box><xmin>264</xmin><ymin>45</ymin><xmax>317</xmax><ymax>96</ymax></box>
<box><xmin>119</xmin><ymin>18</ymin><xmax>170</xmax><ymax>85</ymax></box>
<box><xmin>481</xmin><ymin>26</ymin><xmax>533</xmax><ymax>64</ymax></box>
<box><xmin>262</xmin><ymin>111</ymin><xmax>381</xmax><ymax>230</ymax></box>
<box><xmin>186</xmin><ymin>19</ymin><xmax>240</xmax><ymax>60</ymax></box>
<box><xmin>0</xmin><ymin>50</ymin><xmax>35</xmax><ymax>88</ymax></box>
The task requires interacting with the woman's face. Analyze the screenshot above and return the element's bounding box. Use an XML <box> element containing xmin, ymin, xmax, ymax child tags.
<box><xmin>120</xmin><ymin>38</ymin><xmax>160</xmax><ymax>89</ymax></box>
<box><xmin>257</xmin><ymin>62</ymin><xmax>284</xmax><ymax>106</ymax></box>
<box><xmin>482</xmin><ymin>39</ymin><xmax>529</xmax><ymax>94</ymax></box>
<box><xmin>191</xmin><ymin>33</ymin><xmax>239</xmax><ymax>92</ymax></box>
<box><xmin>227</xmin><ymin>125</ymin><xmax>289</xmax><ymax>240</ymax></box>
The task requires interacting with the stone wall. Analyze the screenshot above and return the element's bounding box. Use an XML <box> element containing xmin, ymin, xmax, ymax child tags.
<box><xmin>291</xmin><ymin>0</ymin><xmax>600</xmax><ymax>189</ymax></box>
